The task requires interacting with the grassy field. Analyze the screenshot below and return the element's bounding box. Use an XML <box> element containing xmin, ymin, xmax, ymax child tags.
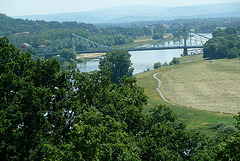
<box><xmin>135</xmin><ymin>55</ymin><xmax>237</xmax><ymax>136</ymax></box>
<box><xmin>160</xmin><ymin>58</ymin><xmax>240</xmax><ymax>115</ymax></box>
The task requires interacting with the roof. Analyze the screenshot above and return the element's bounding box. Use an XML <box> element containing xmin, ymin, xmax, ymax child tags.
<box><xmin>22</xmin><ymin>43</ymin><xmax>31</xmax><ymax>47</ymax></box>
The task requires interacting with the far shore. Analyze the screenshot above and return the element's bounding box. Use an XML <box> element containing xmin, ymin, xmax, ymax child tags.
<box><xmin>76</xmin><ymin>53</ymin><xmax>105</xmax><ymax>60</ymax></box>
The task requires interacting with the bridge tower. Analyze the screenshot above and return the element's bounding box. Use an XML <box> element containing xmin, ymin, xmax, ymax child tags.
<box><xmin>183</xmin><ymin>26</ymin><xmax>188</xmax><ymax>56</ymax></box>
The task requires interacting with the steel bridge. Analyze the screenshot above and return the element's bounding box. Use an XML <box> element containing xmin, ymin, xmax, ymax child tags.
<box><xmin>37</xmin><ymin>28</ymin><xmax>210</xmax><ymax>56</ymax></box>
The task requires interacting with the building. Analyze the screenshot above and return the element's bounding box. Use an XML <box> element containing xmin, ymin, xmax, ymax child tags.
<box><xmin>18</xmin><ymin>43</ymin><xmax>31</xmax><ymax>52</ymax></box>
<box><xmin>15</xmin><ymin>32</ymin><xmax>30</xmax><ymax>36</ymax></box>
<box><xmin>37</xmin><ymin>45</ymin><xmax>47</xmax><ymax>49</ymax></box>
<box><xmin>216</xmin><ymin>27</ymin><xmax>227</xmax><ymax>30</ymax></box>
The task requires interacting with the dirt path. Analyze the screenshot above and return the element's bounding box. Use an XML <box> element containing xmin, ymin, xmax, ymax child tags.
<box><xmin>153</xmin><ymin>72</ymin><xmax>174</xmax><ymax>105</ymax></box>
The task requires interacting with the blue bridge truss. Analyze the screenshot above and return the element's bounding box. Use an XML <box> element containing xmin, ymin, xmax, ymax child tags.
<box><xmin>37</xmin><ymin>30</ymin><xmax>210</xmax><ymax>56</ymax></box>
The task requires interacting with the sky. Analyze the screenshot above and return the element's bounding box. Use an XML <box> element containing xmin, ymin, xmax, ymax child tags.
<box><xmin>1</xmin><ymin>0</ymin><xmax>240</xmax><ymax>16</ymax></box>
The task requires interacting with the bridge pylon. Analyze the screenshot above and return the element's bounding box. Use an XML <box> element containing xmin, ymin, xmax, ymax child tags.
<box><xmin>183</xmin><ymin>26</ymin><xmax>188</xmax><ymax>56</ymax></box>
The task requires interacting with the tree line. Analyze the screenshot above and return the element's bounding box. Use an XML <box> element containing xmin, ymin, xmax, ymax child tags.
<box><xmin>203</xmin><ymin>27</ymin><xmax>240</xmax><ymax>59</ymax></box>
<box><xmin>1</xmin><ymin>37</ymin><xmax>240</xmax><ymax>160</ymax></box>
<box><xmin>0</xmin><ymin>13</ymin><xmax>97</xmax><ymax>37</ymax></box>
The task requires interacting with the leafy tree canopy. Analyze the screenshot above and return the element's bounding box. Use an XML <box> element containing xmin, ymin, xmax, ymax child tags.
<box><xmin>99</xmin><ymin>49</ymin><xmax>134</xmax><ymax>84</ymax></box>
<box><xmin>203</xmin><ymin>27</ymin><xmax>240</xmax><ymax>59</ymax></box>
<box><xmin>1</xmin><ymin>37</ymin><xmax>240</xmax><ymax>160</ymax></box>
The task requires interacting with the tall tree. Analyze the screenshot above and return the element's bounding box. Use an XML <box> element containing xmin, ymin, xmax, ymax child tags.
<box><xmin>99</xmin><ymin>49</ymin><xmax>134</xmax><ymax>84</ymax></box>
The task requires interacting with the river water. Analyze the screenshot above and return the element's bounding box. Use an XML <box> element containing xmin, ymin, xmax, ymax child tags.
<box><xmin>77</xmin><ymin>49</ymin><xmax>182</xmax><ymax>74</ymax></box>
<box><xmin>77</xmin><ymin>33</ymin><xmax>212</xmax><ymax>74</ymax></box>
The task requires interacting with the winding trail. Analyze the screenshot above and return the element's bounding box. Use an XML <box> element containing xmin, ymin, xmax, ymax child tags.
<box><xmin>153</xmin><ymin>72</ymin><xmax>174</xmax><ymax>105</ymax></box>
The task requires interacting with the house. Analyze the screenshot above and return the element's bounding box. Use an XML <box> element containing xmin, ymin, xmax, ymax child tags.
<box><xmin>15</xmin><ymin>32</ymin><xmax>30</xmax><ymax>36</ymax></box>
<box><xmin>18</xmin><ymin>43</ymin><xmax>31</xmax><ymax>52</ymax></box>
<box><xmin>216</xmin><ymin>27</ymin><xmax>227</xmax><ymax>30</ymax></box>
<box><xmin>37</xmin><ymin>45</ymin><xmax>47</xmax><ymax>49</ymax></box>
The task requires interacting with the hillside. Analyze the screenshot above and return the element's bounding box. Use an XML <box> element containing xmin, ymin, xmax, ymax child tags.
<box><xmin>135</xmin><ymin>55</ymin><xmax>237</xmax><ymax>136</ymax></box>
<box><xmin>159</xmin><ymin>58</ymin><xmax>240</xmax><ymax>114</ymax></box>
<box><xmin>0</xmin><ymin>13</ymin><xmax>96</xmax><ymax>37</ymax></box>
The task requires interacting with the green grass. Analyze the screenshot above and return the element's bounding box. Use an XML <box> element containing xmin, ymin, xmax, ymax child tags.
<box><xmin>135</xmin><ymin>55</ymin><xmax>237</xmax><ymax>137</ymax></box>
<box><xmin>160</xmin><ymin>58</ymin><xmax>240</xmax><ymax>114</ymax></box>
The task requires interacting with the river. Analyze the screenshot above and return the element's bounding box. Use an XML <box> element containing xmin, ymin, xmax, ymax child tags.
<box><xmin>77</xmin><ymin>33</ymin><xmax>212</xmax><ymax>74</ymax></box>
<box><xmin>77</xmin><ymin>49</ymin><xmax>182</xmax><ymax>74</ymax></box>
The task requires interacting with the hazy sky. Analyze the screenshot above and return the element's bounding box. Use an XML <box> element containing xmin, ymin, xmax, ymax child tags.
<box><xmin>1</xmin><ymin>0</ymin><xmax>240</xmax><ymax>16</ymax></box>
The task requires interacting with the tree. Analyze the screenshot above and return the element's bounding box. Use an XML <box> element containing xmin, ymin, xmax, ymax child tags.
<box><xmin>203</xmin><ymin>27</ymin><xmax>240</xmax><ymax>59</ymax></box>
<box><xmin>214</xmin><ymin>113</ymin><xmax>240</xmax><ymax>160</ymax></box>
<box><xmin>153</xmin><ymin>62</ymin><xmax>162</xmax><ymax>69</ymax></box>
<box><xmin>0</xmin><ymin>37</ymin><xmax>75</xmax><ymax>160</ymax></box>
<box><xmin>153</xmin><ymin>25</ymin><xmax>166</xmax><ymax>34</ymax></box>
<box><xmin>173</xmin><ymin>30</ymin><xmax>183</xmax><ymax>38</ymax></box>
<box><xmin>212</xmin><ymin>29</ymin><xmax>227</xmax><ymax>38</ymax></box>
<box><xmin>227</xmin><ymin>47</ymin><xmax>239</xmax><ymax>59</ymax></box>
<box><xmin>152</xmin><ymin>32</ymin><xmax>163</xmax><ymax>40</ymax></box>
<box><xmin>0</xmin><ymin>38</ymin><xmax>147</xmax><ymax>160</ymax></box>
<box><xmin>203</xmin><ymin>41</ymin><xmax>220</xmax><ymax>59</ymax></box>
<box><xmin>2</xmin><ymin>37</ymin><xmax>240</xmax><ymax>160</ymax></box>
<box><xmin>138</xmin><ymin>105</ymin><xmax>213</xmax><ymax>160</ymax></box>
<box><xmin>60</xmin><ymin>48</ymin><xmax>76</xmax><ymax>60</ymax></box>
<box><xmin>99</xmin><ymin>49</ymin><xmax>134</xmax><ymax>84</ymax></box>
<box><xmin>225</xmin><ymin>27</ymin><xmax>237</xmax><ymax>35</ymax></box>
<box><xmin>170</xmin><ymin>57</ymin><xmax>180</xmax><ymax>65</ymax></box>
<box><xmin>162</xmin><ymin>61</ymin><xmax>169</xmax><ymax>66</ymax></box>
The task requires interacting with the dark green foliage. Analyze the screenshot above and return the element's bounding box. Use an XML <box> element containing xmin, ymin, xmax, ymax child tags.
<box><xmin>235</xmin><ymin>112</ymin><xmax>240</xmax><ymax>130</ymax></box>
<box><xmin>170</xmin><ymin>57</ymin><xmax>180</xmax><ymax>65</ymax></box>
<box><xmin>0</xmin><ymin>37</ymin><xmax>73</xmax><ymax>160</ymax></box>
<box><xmin>152</xmin><ymin>32</ymin><xmax>163</xmax><ymax>40</ymax></box>
<box><xmin>212</xmin><ymin>29</ymin><xmax>227</xmax><ymax>38</ymax></box>
<box><xmin>203</xmin><ymin>27</ymin><xmax>240</xmax><ymax>59</ymax></box>
<box><xmin>162</xmin><ymin>61</ymin><xmax>169</xmax><ymax>66</ymax></box>
<box><xmin>60</xmin><ymin>48</ymin><xmax>76</xmax><ymax>60</ymax></box>
<box><xmin>0</xmin><ymin>38</ymin><xmax>146</xmax><ymax>160</ymax></box>
<box><xmin>225</xmin><ymin>27</ymin><xmax>237</xmax><ymax>35</ymax></box>
<box><xmin>153</xmin><ymin>62</ymin><xmax>161</xmax><ymax>69</ymax></box>
<box><xmin>90</xmin><ymin>34</ymin><xmax>134</xmax><ymax>46</ymax></box>
<box><xmin>138</xmin><ymin>105</ymin><xmax>213</xmax><ymax>160</ymax></box>
<box><xmin>173</xmin><ymin>30</ymin><xmax>183</xmax><ymax>38</ymax></box>
<box><xmin>99</xmin><ymin>50</ymin><xmax>134</xmax><ymax>84</ymax></box>
<box><xmin>153</xmin><ymin>25</ymin><xmax>166</xmax><ymax>34</ymax></box>
<box><xmin>227</xmin><ymin>47</ymin><xmax>239</xmax><ymax>59</ymax></box>
<box><xmin>100</xmin><ymin>26</ymin><xmax>152</xmax><ymax>37</ymax></box>
<box><xmin>1</xmin><ymin>37</ymin><xmax>240</xmax><ymax>160</ymax></box>
<box><xmin>0</xmin><ymin>14</ymin><xmax>96</xmax><ymax>38</ymax></box>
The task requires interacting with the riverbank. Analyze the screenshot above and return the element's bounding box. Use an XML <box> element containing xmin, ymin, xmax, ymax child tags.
<box><xmin>76</xmin><ymin>53</ymin><xmax>105</xmax><ymax>60</ymax></box>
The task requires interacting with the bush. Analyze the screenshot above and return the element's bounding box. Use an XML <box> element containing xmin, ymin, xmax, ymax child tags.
<box><xmin>214</xmin><ymin>122</ymin><xmax>227</xmax><ymax>129</ymax></box>
<box><xmin>221</xmin><ymin>125</ymin><xmax>238</xmax><ymax>134</ymax></box>
<box><xmin>227</xmin><ymin>47</ymin><xmax>239</xmax><ymax>59</ymax></box>
<box><xmin>152</xmin><ymin>32</ymin><xmax>163</xmax><ymax>40</ymax></box>
<box><xmin>162</xmin><ymin>61</ymin><xmax>169</xmax><ymax>66</ymax></box>
<box><xmin>153</xmin><ymin>62</ymin><xmax>162</xmax><ymax>69</ymax></box>
<box><xmin>171</xmin><ymin>57</ymin><xmax>180</xmax><ymax>64</ymax></box>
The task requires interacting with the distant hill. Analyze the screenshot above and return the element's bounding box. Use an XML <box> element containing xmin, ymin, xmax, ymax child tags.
<box><xmin>13</xmin><ymin>2</ymin><xmax>240</xmax><ymax>23</ymax></box>
<box><xmin>0</xmin><ymin>13</ymin><xmax>96</xmax><ymax>37</ymax></box>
